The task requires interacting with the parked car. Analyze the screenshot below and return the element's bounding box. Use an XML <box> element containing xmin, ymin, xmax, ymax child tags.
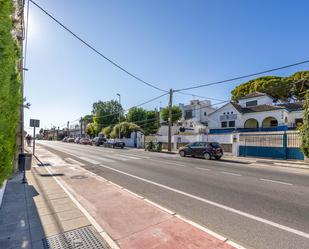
<box><xmin>74</xmin><ymin>137</ymin><xmax>81</xmax><ymax>143</ymax></box>
<box><xmin>62</xmin><ymin>137</ymin><xmax>68</xmax><ymax>142</ymax></box>
<box><xmin>178</xmin><ymin>142</ymin><xmax>223</xmax><ymax>160</ymax></box>
<box><xmin>80</xmin><ymin>138</ymin><xmax>92</xmax><ymax>145</ymax></box>
<box><xmin>104</xmin><ymin>139</ymin><xmax>125</xmax><ymax>149</ymax></box>
<box><xmin>67</xmin><ymin>137</ymin><xmax>75</xmax><ymax>143</ymax></box>
<box><xmin>92</xmin><ymin>137</ymin><xmax>106</xmax><ymax>146</ymax></box>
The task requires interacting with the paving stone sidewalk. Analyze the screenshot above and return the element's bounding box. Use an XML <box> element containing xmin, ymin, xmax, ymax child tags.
<box><xmin>0</xmin><ymin>162</ymin><xmax>110</xmax><ymax>249</ymax></box>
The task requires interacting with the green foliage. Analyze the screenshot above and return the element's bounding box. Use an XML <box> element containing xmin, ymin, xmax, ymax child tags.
<box><xmin>111</xmin><ymin>122</ymin><xmax>143</xmax><ymax>138</ymax></box>
<box><xmin>300</xmin><ymin>91</ymin><xmax>309</xmax><ymax>157</ymax></box>
<box><xmin>92</xmin><ymin>100</ymin><xmax>123</xmax><ymax>132</ymax></box>
<box><xmin>86</xmin><ymin>123</ymin><xmax>97</xmax><ymax>137</ymax></box>
<box><xmin>126</xmin><ymin>108</ymin><xmax>159</xmax><ymax>135</ymax></box>
<box><xmin>231</xmin><ymin>71</ymin><xmax>309</xmax><ymax>102</ymax></box>
<box><xmin>127</xmin><ymin>107</ymin><xmax>147</xmax><ymax>123</ymax></box>
<box><xmin>82</xmin><ymin>114</ymin><xmax>93</xmax><ymax>124</ymax></box>
<box><xmin>101</xmin><ymin>126</ymin><xmax>113</xmax><ymax>138</ymax></box>
<box><xmin>0</xmin><ymin>0</ymin><xmax>22</xmax><ymax>186</ymax></box>
<box><xmin>160</xmin><ymin>106</ymin><xmax>182</xmax><ymax>125</ymax></box>
<box><xmin>144</xmin><ymin>110</ymin><xmax>160</xmax><ymax>135</ymax></box>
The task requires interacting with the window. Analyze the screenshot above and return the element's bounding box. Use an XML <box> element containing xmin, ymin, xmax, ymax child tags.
<box><xmin>227</xmin><ymin>112</ymin><xmax>229</xmax><ymax>114</ymax></box>
<box><xmin>246</xmin><ymin>100</ymin><xmax>258</xmax><ymax>107</ymax></box>
<box><xmin>185</xmin><ymin>110</ymin><xmax>192</xmax><ymax>119</ymax></box>
<box><xmin>229</xmin><ymin>121</ymin><xmax>235</xmax><ymax>127</ymax></box>
<box><xmin>223</xmin><ymin>112</ymin><xmax>226</xmax><ymax>115</ymax></box>
<box><xmin>295</xmin><ymin>118</ymin><xmax>303</xmax><ymax>126</ymax></box>
<box><xmin>231</xmin><ymin>111</ymin><xmax>233</xmax><ymax>114</ymax></box>
<box><xmin>204</xmin><ymin>111</ymin><xmax>207</xmax><ymax>116</ymax></box>
<box><xmin>221</xmin><ymin>121</ymin><xmax>227</xmax><ymax>128</ymax></box>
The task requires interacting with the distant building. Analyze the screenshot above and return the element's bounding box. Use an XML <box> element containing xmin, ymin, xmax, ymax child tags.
<box><xmin>179</xmin><ymin>99</ymin><xmax>217</xmax><ymax>133</ymax></box>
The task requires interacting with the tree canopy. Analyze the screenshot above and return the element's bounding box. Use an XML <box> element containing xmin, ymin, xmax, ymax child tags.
<box><xmin>231</xmin><ymin>71</ymin><xmax>309</xmax><ymax>102</ymax></box>
<box><xmin>300</xmin><ymin>91</ymin><xmax>309</xmax><ymax>157</ymax></box>
<box><xmin>160</xmin><ymin>106</ymin><xmax>182</xmax><ymax>125</ymax></box>
<box><xmin>92</xmin><ymin>100</ymin><xmax>123</xmax><ymax>131</ymax></box>
<box><xmin>110</xmin><ymin>122</ymin><xmax>143</xmax><ymax>138</ymax></box>
<box><xmin>126</xmin><ymin>107</ymin><xmax>147</xmax><ymax>123</ymax></box>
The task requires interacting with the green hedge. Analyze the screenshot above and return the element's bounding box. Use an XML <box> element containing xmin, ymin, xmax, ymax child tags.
<box><xmin>300</xmin><ymin>91</ymin><xmax>309</xmax><ymax>157</ymax></box>
<box><xmin>0</xmin><ymin>0</ymin><xmax>22</xmax><ymax>186</ymax></box>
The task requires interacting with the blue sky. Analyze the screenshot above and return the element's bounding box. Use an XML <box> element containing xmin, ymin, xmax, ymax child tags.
<box><xmin>24</xmin><ymin>0</ymin><xmax>309</xmax><ymax>132</ymax></box>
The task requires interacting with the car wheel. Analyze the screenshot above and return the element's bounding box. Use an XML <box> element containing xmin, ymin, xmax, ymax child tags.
<box><xmin>215</xmin><ymin>156</ymin><xmax>221</xmax><ymax>160</ymax></box>
<box><xmin>179</xmin><ymin>150</ymin><xmax>185</xmax><ymax>157</ymax></box>
<box><xmin>204</xmin><ymin>152</ymin><xmax>211</xmax><ymax>160</ymax></box>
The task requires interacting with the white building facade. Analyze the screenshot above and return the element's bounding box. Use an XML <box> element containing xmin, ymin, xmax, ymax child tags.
<box><xmin>208</xmin><ymin>92</ymin><xmax>303</xmax><ymax>133</ymax></box>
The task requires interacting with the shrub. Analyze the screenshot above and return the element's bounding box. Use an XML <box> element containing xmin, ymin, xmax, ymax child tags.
<box><xmin>0</xmin><ymin>0</ymin><xmax>22</xmax><ymax>186</ymax></box>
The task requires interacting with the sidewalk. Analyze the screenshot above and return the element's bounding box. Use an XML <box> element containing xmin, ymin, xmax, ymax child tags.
<box><xmin>0</xmin><ymin>160</ymin><xmax>112</xmax><ymax>248</ymax></box>
<box><xmin>1</xmin><ymin>145</ymin><xmax>243</xmax><ymax>249</ymax></box>
<box><xmin>222</xmin><ymin>154</ymin><xmax>309</xmax><ymax>169</ymax></box>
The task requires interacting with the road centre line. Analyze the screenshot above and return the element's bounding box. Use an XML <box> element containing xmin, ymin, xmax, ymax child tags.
<box><xmin>99</xmin><ymin>164</ymin><xmax>309</xmax><ymax>239</ymax></box>
<box><xmin>221</xmin><ymin>171</ymin><xmax>242</xmax><ymax>177</ymax></box>
<box><xmin>260</xmin><ymin>178</ymin><xmax>293</xmax><ymax>186</ymax></box>
<box><xmin>149</xmin><ymin>159</ymin><xmax>187</xmax><ymax>167</ymax></box>
<box><xmin>195</xmin><ymin>167</ymin><xmax>211</xmax><ymax>171</ymax></box>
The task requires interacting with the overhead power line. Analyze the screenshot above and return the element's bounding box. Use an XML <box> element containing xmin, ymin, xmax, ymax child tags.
<box><xmin>62</xmin><ymin>92</ymin><xmax>168</xmax><ymax>126</ymax></box>
<box><xmin>176</xmin><ymin>91</ymin><xmax>225</xmax><ymax>102</ymax></box>
<box><xmin>175</xmin><ymin>60</ymin><xmax>309</xmax><ymax>92</ymax></box>
<box><xmin>29</xmin><ymin>0</ymin><xmax>167</xmax><ymax>93</ymax></box>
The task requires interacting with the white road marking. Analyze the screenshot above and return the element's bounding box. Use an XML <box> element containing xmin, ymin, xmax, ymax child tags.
<box><xmin>116</xmin><ymin>154</ymin><xmax>140</xmax><ymax>160</ymax></box>
<box><xmin>149</xmin><ymin>159</ymin><xmax>187</xmax><ymax>167</ymax></box>
<box><xmin>121</xmin><ymin>154</ymin><xmax>150</xmax><ymax>159</ymax></box>
<box><xmin>195</xmin><ymin>167</ymin><xmax>211</xmax><ymax>171</ymax></box>
<box><xmin>221</xmin><ymin>171</ymin><xmax>242</xmax><ymax>177</ymax></box>
<box><xmin>99</xmin><ymin>154</ymin><xmax>128</xmax><ymax>161</ymax></box>
<box><xmin>65</xmin><ymin>157</ymin><xmax>85</xmax><ymax>166</ymax></box>
<box><xmin>260</xmin><ymin>178</ymin><xmax>293</xmax><ymax>186</ymax></box>
<box><xmin>99</xmin><ymin>164</ymin><xmax>309</xmax><ymax>239</ymax></box>
<box><xmin>79</xmin><ymin>157</ymin><xmax>100</xmax><ymax>164</ymax></box>
<box><xmin>86</xmin><ymin>155</ymin><xmax>116</xmax><ymax>163</ymax></box>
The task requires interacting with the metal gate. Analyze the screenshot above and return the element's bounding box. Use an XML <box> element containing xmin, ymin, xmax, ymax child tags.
<box><xmin>239</xmin><ymin>131</ymin><xmax>304</xmax><ymax>160</ymax></box>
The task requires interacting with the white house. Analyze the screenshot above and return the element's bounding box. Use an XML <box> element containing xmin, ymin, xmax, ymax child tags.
<box><xmin>208</xmin><ymin>92</ymin><xmax>303</xmax><ymax>133</ymax></box>
<box><xmin>178</xmin><ymin>99</ymin><xmax>217</xmax><ymax>133</ymax></box>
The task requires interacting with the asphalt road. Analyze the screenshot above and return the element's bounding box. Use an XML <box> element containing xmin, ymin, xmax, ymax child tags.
<box><xmin>37</xmin><ymin>141</ymin><xmax>309</xmax><ymax>249</ymax></box>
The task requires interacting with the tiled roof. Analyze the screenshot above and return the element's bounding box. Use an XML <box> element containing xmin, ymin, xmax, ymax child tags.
<box><xmin>242</xmin><ymin>104</ymin><xmax>285</xmax><ymax>113</ymax></box>
<box><xmin>238</xmin><ymin>92</ymin><xmax>268</xmax><ymax>100</ymax></box>
<box><xmin>277</xmin><ymin>102</ymin><xmax>303</xmax><ymax>111</ymax></box>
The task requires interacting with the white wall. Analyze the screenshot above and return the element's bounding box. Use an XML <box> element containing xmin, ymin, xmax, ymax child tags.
<box><xmin>241</xmin><ymin>109</ymin><xmax>288</xmax><ymax>127</ymax></box>
<box><xmin>157</xmin><ymin>125</ymin><xmax>179</xmax><ymax>136</ymax></box>
<box><xmin>0</xmin><ymin>180</ymin><xmax>7</xmax><ymax>208</ymax></box>
<box><xmin>208</xmin><ymin>103</ymin><xmax>241</xmax><ymax>129</ymax></box>
<box><xmin>238</xmin><ymin>95</ymin><xmax>273</xmax><ymax>107</ymax></box>
<box><xmin>123</xmin><ymin>131</ymin><xmax>143</xmax><ymax>148</ymax></box>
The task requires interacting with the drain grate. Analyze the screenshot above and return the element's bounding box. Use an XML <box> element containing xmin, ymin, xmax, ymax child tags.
<box><xmin>42</xmin><ymin>226</ymin><xmax>109</xmax><ymax>249</ymax></box>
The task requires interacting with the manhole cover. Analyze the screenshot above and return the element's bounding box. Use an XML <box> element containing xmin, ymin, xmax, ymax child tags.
<box><xmin>70</xmin><ymin>175</ymin><xmax>88</xmax><ymax>180</ymax></box>
<box><xmin>42</xmin><ymin>226</ymin><xmax>109</xmax><ymax>249</ymax></box>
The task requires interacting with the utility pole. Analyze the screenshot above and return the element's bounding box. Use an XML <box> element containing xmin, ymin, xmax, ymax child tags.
<box><xmin>168</xmin><ymin>89</ymin><xmax>173</xmax><ymax>152</ymax></box>
<box><xmin>80</xmin><ymin>117</ymin><xmax>83</xmax><ymax>138</ymax></box>
<box><xmin>117</xmin><ymin>93</ymin><xmax>121</xmax><ymax>139</ymax></box>
<box><xmin>67</xmin><ymin>121</ymin><xmax>70</xmax><ymax>137</ymax></box>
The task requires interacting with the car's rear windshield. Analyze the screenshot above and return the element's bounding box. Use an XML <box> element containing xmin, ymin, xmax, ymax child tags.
<box><xmin>210</xmin><ymin>142</ymin><xmax>221</xmax><ymax>148</ymax></box>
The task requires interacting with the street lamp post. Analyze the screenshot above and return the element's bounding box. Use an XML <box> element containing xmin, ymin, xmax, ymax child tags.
<box><xmin>117</xmin><ymin>93</ymin><xmax>121</xmax><ymax>139</ymax></box>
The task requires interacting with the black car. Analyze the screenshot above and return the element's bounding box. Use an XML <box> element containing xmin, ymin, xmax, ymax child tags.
<box><xmin>92</xmin><ymin>137</ymin><xmax>106</xmax><ymax>146</ymax></box>
<box><xmin>178</xmin><ymin>142</ymin><xmax>223</xmax><ymax>160</ymax></box>
<box><xmin>104</xmin><ymin>139</ymin><xmax>125</xmax><ymax>149</ymax></box>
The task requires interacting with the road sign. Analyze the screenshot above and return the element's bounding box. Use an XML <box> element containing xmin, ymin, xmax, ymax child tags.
<box><xmin>30</xmin><ymin>119</ymin><xmax>40</xmax><ymax>128</ymax></box>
